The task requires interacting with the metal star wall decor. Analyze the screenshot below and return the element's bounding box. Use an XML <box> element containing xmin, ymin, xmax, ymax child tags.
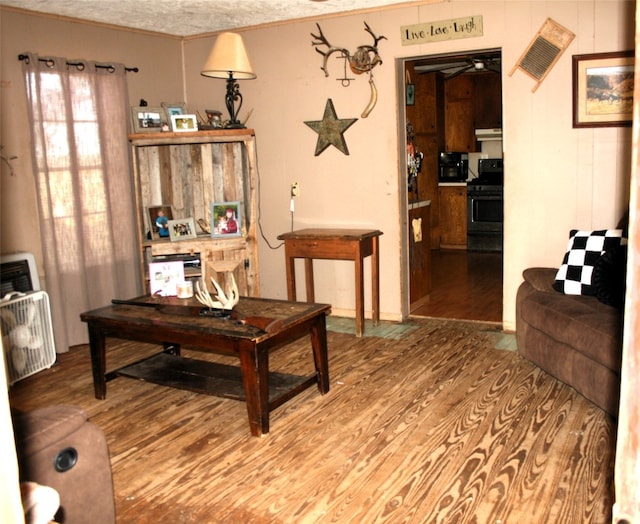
<box><xmin>304</xmin><ymin>99</ymin><xmax>358</xmax><ymax>156</ymax></box>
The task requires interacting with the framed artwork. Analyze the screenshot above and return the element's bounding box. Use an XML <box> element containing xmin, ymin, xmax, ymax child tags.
<box><xmin>148</xmin><ymin>260</ymin><xmax>184</xmax><ymax>296</ymax></box>
<box><xmin>131</xmin><ymin>107</ymin><xmax>164</xmax><ymax>133</ymax></box>
<box><xmin>168</xmin><ymin>217</ymin><xmax>197</xmax><ymax>241</ymax></box>
<box><xmin>147</xmin><ymin>205</ymin><xmax>173</xmax><ymax>240</ymax></box>
<box><xmin>170</xmin><ymin>114</ymin><xmax>198</xmax><ymax>132</ymax></box>
<box><xmin>210</xmin><ymin>202</ymin><xmax>241</xmax><ymax>238</ymax></box>
<box><xmin>573</xmin><ymin>51</ymin><xmax>634</xmax><ymax>128</ymax></box>
<box><xmin>161</xmin><ymin>101</ymin><xmax>186</xmax><ymax>123</ymax></box>
<box><xmin>406</xmin><ymin>84</ymin><xmax>415</xmax><ymax>106</ymax></box>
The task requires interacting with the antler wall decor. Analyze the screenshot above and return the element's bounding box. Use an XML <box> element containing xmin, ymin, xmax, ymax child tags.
<box><xmin>311</xmin><ymin>22</ymin><xmax>386</xmax><ymax>118</ymax></box>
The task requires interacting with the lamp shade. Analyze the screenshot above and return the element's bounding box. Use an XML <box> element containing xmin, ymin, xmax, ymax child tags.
<box><xmin>201</xmin><ymin>32</ymin><xmax>256</xmax><ymax>80</ymax></box>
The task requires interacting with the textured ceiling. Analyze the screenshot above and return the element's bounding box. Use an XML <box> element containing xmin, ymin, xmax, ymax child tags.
<box><xmin>0</xmin><ymin>0</ymin><xmax>425</xmax><ymax>37</ymax></box>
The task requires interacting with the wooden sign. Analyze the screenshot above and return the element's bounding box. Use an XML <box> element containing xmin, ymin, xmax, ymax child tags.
<box><xmin>401</xmin><ymin>15</ymin><xmax>483</xmax><ymax>46</ymax></box>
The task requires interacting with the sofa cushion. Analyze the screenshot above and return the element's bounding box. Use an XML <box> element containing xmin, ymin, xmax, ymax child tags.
<box><xmin>519</xmin><ymin>287</ymin><xmax>622</xmax><ymax>372</ymax></box>
<box><xmin>553</xmin><ymin>229</ymin><xmax>624</xmax><ymax>295</ymax></box>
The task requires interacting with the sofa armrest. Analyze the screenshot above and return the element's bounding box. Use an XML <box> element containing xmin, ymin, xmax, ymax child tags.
<box><xmin>13</xmin><ymin>405</ymin><xmax>87</xmax><ymax>459</ymax></box>
<box><xmin>522</xmin><ymin>267</ymin><xmax>558</xmax><ymax>293</ymax></box>
<box><xmin>12</xmin><ymin>405</ymin><xmax>115</xmax><ymax>524</ymax></box>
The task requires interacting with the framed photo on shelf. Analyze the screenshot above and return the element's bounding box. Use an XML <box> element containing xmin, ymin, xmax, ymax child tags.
<box><xmin>573</xmin><ymin>51</ymin><xmax>634</xmax><ymax>128</ymax></box>
<box><xmin>210</xmin><ymin>202</ymin><xmax>241</xmax><ymax>238</ymax></box>
<box><xmin>148</xmin><ymin>260</ymin><xmax>184</xmax><ymax>297</ymax></box>
<box><xmin>168</xmin><ymin>217</ymin><xmax>197</xmax><ymax>241</ymax></box>
<box><xmin>161</xmin><ymin>101</ymin><xmax>186</xmax><ymax>123</ymax></box>
<box><xmin>170</xmin><ymin>114</ymin><xmax>198</xmax><ymax>132</ymax></box>
<box><xmin>147</xmin><ymin>205</ymin><xmax>173</xmax><ymax>240</ymax></box>
<box><xmin>131</xmin><ymin>107</ymin><xmax>164</xmax><ymax>133</ymax></box>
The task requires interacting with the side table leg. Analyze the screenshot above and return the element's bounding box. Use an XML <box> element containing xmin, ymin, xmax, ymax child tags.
<box><xmin>355</xmin><ymin>245</ymin><xmax>365</xmax><ymax>337</ymax></box>
<box><xmin>304</xmin><ymin>258</ymin><xmax>315</xmax><ymax>303</ymax></box>
<box><xmin>310</xmin><ymin>314</ymin><xmax>330</xmax><ymax>394</ymax></box>
<box><xmin>372</xmin><ymin>235</ymin><xmax>380</xmax><ymax>326</ymax></box>
<box><xmin>88</xmin><ymin>324</ymin><xmax>107</xmax><ymax>400</ymax></box>
<box><xmin>285</xmin><ymin>253</ymin><xmax>296</xmax><ymax>301</ymax></box>
<box><xmin>239</xmin><ymin>344</ymin><xmax>270</xmax><ymax>436</ymax></box>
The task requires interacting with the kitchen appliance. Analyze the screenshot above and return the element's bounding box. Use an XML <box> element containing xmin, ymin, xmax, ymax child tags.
<box><xmin>475</xmin><ymin>128</ymin><xmax>502</xmax><ymax>141</ymax></box>
<box><xmin>467</xmin><ymin>158</ymin><xmax>503</xmax><ymax>252</ymax></box>
<box><xmin>475</xmin><ymin>129</ymin><xmax>504</xmax><ymax>159</ymax></box>
<box><xmin>438</xmin><ymin>152</ymin><xmax>469</xmax><ymax>182</ymax></box>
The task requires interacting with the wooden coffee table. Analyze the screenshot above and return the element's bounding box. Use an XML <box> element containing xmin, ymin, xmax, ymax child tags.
<box><xmin>80</xmin><ymin>296</ymin><xmax>331</xmax><ymax>436</ymax></box>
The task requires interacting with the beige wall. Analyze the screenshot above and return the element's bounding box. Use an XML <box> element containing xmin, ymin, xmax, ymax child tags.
<box><xmin>1</xmin><ymin>1</ymin><xmax>634</xmax><ymax>331</ymax></box>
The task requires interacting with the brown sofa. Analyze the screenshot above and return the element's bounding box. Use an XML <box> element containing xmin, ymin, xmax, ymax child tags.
<box><xmin>515</xmin><ymin>267</ymin><xmax>623</xmax><ymax>416</ymax></box>
<box><xmin>12</xmin><ymin>405</ymin><xmax>115</xmax><ymax>523</ymax></box>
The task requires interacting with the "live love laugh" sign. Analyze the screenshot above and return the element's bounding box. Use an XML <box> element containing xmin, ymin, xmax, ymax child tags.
<box><xmin>401</xmin><ymin>15</ymin><xmax>483</xmax><ymax>46</ymax></box>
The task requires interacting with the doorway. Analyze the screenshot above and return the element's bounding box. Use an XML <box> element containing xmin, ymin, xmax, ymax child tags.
<box><xmin>400</xmin><ymin>49</ymin><xmax>503</xmax><ymax>323</ymax></box>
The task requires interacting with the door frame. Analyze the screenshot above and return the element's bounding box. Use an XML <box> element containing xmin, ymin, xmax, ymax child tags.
<box><xmin>396</xmin><ymin>48</ymin><xmax>504</xmax><ymax>320</ymax></box>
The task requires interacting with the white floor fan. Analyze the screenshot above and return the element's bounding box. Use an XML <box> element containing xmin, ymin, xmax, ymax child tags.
<box><xmin>0</xmin><ymin>291</ymin><xmax>56</xmax><ymax>385</ymax></box>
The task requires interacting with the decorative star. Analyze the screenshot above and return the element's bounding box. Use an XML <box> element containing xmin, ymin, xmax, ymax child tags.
<box><xmin>304</xmin><ymin>99</ymin><xmax>358</xmax><ymax>156</ymax></box>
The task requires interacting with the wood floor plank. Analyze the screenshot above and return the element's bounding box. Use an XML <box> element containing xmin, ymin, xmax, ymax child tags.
<box><xmin>411</xmin><ymin>249</ymin><xmax>502</xmax><ymax>323</ymax></box>
<box><xmin>8</xmin><ymin>318</ymin><xmax>614</xmax><ymax>523</ymax></box>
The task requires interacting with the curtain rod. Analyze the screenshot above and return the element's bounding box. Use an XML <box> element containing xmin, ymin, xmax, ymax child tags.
<box><xmin>18</xmin><ymin>54</ymin><xmax>138</xmax><ymax>73</ymax></box>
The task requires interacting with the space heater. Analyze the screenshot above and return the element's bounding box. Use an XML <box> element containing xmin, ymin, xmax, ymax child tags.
<box><xmin>0</xmin><ymin>253</ymin><xmax>56</xmax><ymax>384</ymax></box>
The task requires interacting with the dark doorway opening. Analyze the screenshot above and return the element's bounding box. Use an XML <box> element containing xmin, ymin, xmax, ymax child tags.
<box><xmin>402</xmin><ymin>49</ymin><xmax>503</xmax><ymax>324</ymax></box>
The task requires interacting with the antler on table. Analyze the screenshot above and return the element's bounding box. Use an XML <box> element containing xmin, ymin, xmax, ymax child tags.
<box><xmin>195</xmin><ymin>273</ymin><xmax>239</xmax><ymax>310</ymax></box>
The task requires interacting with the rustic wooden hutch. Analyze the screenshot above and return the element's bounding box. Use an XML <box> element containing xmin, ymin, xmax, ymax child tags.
<box><xmin>129</xmin><ymin>129</ymin><xmax>260</xmax><ymax>296</ymax></box>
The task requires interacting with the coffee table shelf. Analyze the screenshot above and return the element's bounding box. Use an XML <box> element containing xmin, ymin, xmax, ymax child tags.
<box><xmin>115</xmin><ymin>352</ymin><xmax>318</xmax><ymax>408</ymax></box>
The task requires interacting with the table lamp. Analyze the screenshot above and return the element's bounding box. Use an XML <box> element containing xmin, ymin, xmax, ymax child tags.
<box><xmin>201</xmin><ymin>32</ymin><xmax>256</xmax><ymax>129</ymax></box>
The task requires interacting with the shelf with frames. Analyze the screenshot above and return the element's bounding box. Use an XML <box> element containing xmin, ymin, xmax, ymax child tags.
<box><xmin>129</xmin><ymin>129</ymin><xmax>260</xmax><ymax>296</ymax></box>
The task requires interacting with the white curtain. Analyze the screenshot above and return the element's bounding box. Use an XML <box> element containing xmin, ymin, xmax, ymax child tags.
<box><xmin>22</xmin><ymin>53</ymin><xmax>141</xmax><ymax>353</ymax></box>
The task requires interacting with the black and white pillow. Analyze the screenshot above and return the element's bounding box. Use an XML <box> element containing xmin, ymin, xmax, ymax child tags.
<box><xmin>553</xmin><ymin>229</ymin><xmax>624</xmax><ymax>295</ymax></box>
<box><xmin>592</xmin><ymin>244</ymin><xmax>628</xmax><ymax>307</ymax></box>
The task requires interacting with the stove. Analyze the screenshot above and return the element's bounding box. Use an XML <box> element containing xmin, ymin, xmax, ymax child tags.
<box><xmin>467</xmin><ymin>158</ymin><xmax>503</xmax><ymax>252</ymax></box>
<box><xmin>468</xmin><ymin>158</ymin><xmax>503</xmax><ymax>187</ymax></box>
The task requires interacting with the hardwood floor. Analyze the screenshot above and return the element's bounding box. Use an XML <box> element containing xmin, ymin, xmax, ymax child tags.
<box><xmin>411</xmin><ymin>249</ymin><xmax>503</xmax><ymax>323</ymax></box>
<box><xmin>9</xmin><ymin>318</ymin><xmax>614</xmax><ymax>523</ymax></box>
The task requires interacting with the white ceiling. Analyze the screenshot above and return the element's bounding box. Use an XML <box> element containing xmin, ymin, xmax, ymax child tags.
<box><xmin>0</xmin><ymin>0</ymin><xmax>425</xmax><ymax>37</ymax></box>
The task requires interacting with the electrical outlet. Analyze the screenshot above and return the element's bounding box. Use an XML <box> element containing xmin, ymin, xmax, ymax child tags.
<box><xmin>291</xmin><ymin>182</ymin><xmax>300</xmax><ymax>197</ymax></box>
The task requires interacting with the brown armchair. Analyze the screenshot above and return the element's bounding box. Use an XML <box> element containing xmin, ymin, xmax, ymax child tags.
<box><xmin>12</xmin><ymin>405</ymin><xmax>115</xmax><ymax>524</ymax></box>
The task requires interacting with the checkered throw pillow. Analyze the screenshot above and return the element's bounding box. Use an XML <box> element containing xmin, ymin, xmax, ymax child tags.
<box><xmin>553</xmin><ymin>229</ymin><xmax>624</xmax><ymax>295</ymax></box>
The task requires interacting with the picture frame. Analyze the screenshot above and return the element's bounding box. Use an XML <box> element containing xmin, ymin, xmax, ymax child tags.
<box><xmin>168</xmin><ymin>217</ymin><xmax>197</xmax><ymax>241</ymax></box>
<box><xmin>131</xmin><ymin>107</ymin><xmax>164</xmax><ymax>133</ymax></box>
<box><xmin>572</xmin><ymin>51</ymin><xmax>634</xmax><ymax>128</ymax></box>
<box><xmin>161</xmin><ymin>101</ymin><xmax>187</xmax><ymax>123</ymax></box>
<box><xmin>147</xmin><ymin>205</ymin><xmax>173</xmax><ymax>240</ymax></box>
<box><xmin>210</xmin><ymin>202</ymin><xmax>242</xmax><ymax>238</ymax></box>
<box><xmin>148</xmin><ymin>260</ymin><xmax>185</xmax><ymax>297</ymax></box>
<box><xmin>170</xmin><ymin>114</ymin><xmax>198</xmax><ymax>132</ymax></box>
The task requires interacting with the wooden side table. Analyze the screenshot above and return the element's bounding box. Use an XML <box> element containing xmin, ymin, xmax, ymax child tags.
<box><xmin>277</xmin><ymin>228</ymin><xmax>383</xmax><ymax>337</ymax></box>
